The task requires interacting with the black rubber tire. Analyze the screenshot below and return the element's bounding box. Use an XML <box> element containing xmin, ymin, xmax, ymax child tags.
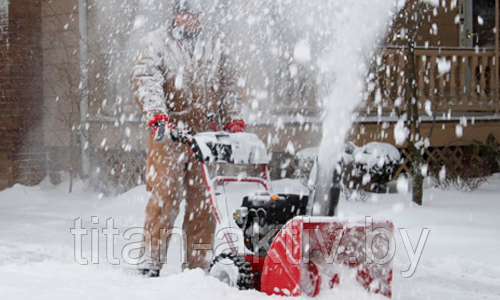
<box><xmin>209</xmin><ymin>253</ymin><xmax>254</xmax><ymax>290</ymax></box>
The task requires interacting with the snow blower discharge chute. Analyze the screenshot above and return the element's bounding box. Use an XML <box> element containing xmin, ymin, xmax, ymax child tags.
<box><xmin>179</xmin><ymin>131</ymin><xmax>394</xmax><ymax>297</ymax></box>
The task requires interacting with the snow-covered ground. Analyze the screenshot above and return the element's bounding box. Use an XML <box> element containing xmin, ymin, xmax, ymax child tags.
<box><xmin>1</xmin><ymin>175</ymin><xmax>500</xmax><ymax>300</ymax></box>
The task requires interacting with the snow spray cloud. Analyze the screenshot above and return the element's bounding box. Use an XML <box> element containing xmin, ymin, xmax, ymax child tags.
<box><xmin>93</xmin><ymin>1</ymin><xmax>351</xmax><ymax>137</ymax></box>
<box><xmin>91</xmin><ymin>1</ymin><xmax>263</xmax><ymax>136</ymax></box>
<box><xmin>310</xmin><ymin>0</ymin><xmax>396</xmax><ymax>213</ymax></box>
<box><xmin>221</xmin><ymin>0</ymin><xmax>396</xmax><ymax>211</ymax></box>
<box><xmin>92</xmin><ymin>0</ymin><xmax>173</xmax><ymax>114</ymax></box>
<box><xmin>93</xmin><ymin>0</ymin><xmax>234</xmax><ymax>110</ymax></box>
<box><xmin>91</xmin><ymin>1</ymin><xmax>394</xmax><ymax>190</ymax></box>
<box><xmin>92</xmin><ymin>0</ymin><xmax>395</xmax><ymax>126</ymax></box>
<box><xmin>91</xmin><ymin>1</ymin><xmax>233</xmax><ymax>192</ymax></box>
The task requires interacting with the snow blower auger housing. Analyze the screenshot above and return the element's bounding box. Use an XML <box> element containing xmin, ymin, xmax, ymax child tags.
<box><xmin>180</xmin><ymin>132</ymin><xmax>394</xmax><ymax>298</ymax></box>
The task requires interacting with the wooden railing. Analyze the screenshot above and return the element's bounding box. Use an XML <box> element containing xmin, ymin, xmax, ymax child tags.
<box><xmin>366</xmin><ymin>47</ymin><xmax>499</xmax><ymax>113</ymax></box>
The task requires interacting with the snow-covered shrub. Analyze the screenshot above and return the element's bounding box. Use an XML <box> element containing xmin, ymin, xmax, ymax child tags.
<box><xmin>431</xmin><ymin>134</ymin><xmax>499</xmax><ymax>192</ymax></box>
<box><xmin>431</xmin><ymin>165</ymin><xmax>488</xmax><ymax>192</ymax></box>
<box><xmin>472</xmin><ymin>134</ymin><xmax>500</xmax><ymax>174</ymax></box>
<box><xmin>342</xmin><ymin>142</ymin><xmax>401</xmax><ymax>198</ymax></box>
<box><xmin>293</xmin><ymin>143</ymin><xmax>401</xmax><ymax>200</ymax></box>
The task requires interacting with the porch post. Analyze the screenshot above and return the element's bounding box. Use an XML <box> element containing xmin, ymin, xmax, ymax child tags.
<box><xmin>496</xmin><ymin>0</ymin><xmax>499</xmax><ymax>114</ymax></box>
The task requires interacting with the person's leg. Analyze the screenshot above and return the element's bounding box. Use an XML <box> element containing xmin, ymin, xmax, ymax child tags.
<box><xmin>140</xmin><ymin>141</ymin><xmax>188</xmax><ymax>274</ymax></box>
<box><xmin>182</xmin><ymin>161</ymin><xmax>217</xmax><ymax>270</ymax></box>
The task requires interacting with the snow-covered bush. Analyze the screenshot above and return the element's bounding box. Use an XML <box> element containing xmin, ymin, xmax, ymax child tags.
<box><xmin>342</xmin><ymin>142</ymin><xmax>401</xmax><ymax>198</ymax></box>
<box><xmin>472</xmin><ymin>134</ymin><xmax>500</xmax><ymax>174</ymax></box>
<box><xmin>294</xmin><ymin>142</ymin><xmax>401</xmax><ymax>199</ymax></box>
<box><xmin>431</xmin><ymin>134</ymin><xmax>499</xmax><ymax>192</ymax></box>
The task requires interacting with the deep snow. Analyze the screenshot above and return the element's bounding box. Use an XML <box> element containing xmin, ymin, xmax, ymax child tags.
<box><xmin>1</xmin><ymin>175</ymin><xmax>500</xmax><ymax>300</ymax></box>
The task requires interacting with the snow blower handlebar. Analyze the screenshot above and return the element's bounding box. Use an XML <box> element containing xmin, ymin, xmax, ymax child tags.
<box><xmin>177</xmin><ymin>131</ymin><xmax>270</xmax><ymax>165</ymax></box>
<box><xmin>172</xmin><ymin>130</ymin><xmax>207</xmax><ymax>162</ymax></box>
<box><xmin>176</xmin><ymin>130</ymin><xmax>229</xmax><ymax>163</ymax></box>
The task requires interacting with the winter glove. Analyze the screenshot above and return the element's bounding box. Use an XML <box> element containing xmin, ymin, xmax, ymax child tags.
<box><xmin>225</xmin><ymin>119</ymin><xmax>246</xmax><ymax>133</ymax></box>
<box><xmin>148</xmin><ymin>114</ymin><xmax>177</xmax><ymax>143</ymax></box>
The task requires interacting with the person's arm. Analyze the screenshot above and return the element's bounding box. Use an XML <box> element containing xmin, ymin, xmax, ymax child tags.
<box><xmin>132</xmin><ymin>42</ymin><xmax>168</xmax><ymax>121</ymax></box>
<box><xmin>132</xmin><ymin>38</ymin><xmax>174</xmax><ymax>142</ymax></box>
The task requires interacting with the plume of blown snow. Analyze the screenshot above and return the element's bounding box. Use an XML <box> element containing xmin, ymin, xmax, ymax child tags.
<box><xmin>314</xmin><ymin>0</ymin><xmax>396</xmax><ymax>209</ymax></box>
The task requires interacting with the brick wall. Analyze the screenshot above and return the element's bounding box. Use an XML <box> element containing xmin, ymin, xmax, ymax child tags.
<box><xmin>0</xmin><ymin>0</ymin><xmax>45</xmax><ymax>190</ymax></box>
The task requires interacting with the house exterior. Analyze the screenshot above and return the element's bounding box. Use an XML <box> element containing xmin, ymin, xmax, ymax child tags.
<box><xmin>0</xmin><ymin>0</ymin><xmax>499</xmax><ymax>191</ymax></box>
<box><xmin>349</xmin><ymin>0</ymin><xmax>500</xmax><ymax>177</ymax></box>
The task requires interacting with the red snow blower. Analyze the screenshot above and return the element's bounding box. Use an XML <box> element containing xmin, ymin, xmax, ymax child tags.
<box><xmin>180</xmin><ymin>131</ymin><xmax>394</xmax><ymax>298</ymax></box>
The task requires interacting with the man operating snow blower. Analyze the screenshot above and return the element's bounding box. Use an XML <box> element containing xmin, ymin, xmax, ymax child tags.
<box><xmin>132</xmin><ymin>0</ymin><xmax>245</xmax><ymax>277</ymax></box>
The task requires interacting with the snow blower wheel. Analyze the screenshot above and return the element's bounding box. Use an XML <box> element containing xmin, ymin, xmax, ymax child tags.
<box><xmin>209</xmin><ymin>253</ymin><xmax>254</xmax><ymax>290</ymax></box>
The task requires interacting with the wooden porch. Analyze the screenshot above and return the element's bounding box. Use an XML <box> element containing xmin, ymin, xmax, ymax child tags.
<box><xmin>365</xmin><ymin>47</ymin><xmax>499</xmax><ymax>113</ymax></box>
<box><xmin>350</xmin><ymin>46</ymin><xmax>500</xmax><ymax>179</ymax></box>
<box><xmin>351</xmin><ymin>47</ymin><xmax>500</xmax><ymax>147</ymax></box>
